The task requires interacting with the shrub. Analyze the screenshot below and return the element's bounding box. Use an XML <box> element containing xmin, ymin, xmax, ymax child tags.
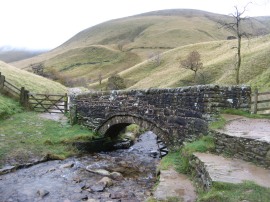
<box><xmin>107</xmin><ymin>74</ymin><xmax>126</xmax><ymax>90</ymax></box>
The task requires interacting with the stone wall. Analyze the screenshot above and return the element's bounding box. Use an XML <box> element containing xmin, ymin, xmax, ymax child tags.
<box><xmin>73</xmin><ymin>85</ymin><xmax>251</xmax><ymax>149</ymax></box>
<box><xmin>210</xmin><ymin>130</ymin><xmax>270</xmax><ymax>168</ymax></box>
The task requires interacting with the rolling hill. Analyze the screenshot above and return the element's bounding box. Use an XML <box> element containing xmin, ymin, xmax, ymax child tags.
<box><xmin>11</xmin><ymin>9</ymin><xmax>270</xmax><ymax>90</ymax></box>
<box><xmin>0</xmin><ymin>61</ymin><xmax>66</xmax><ymax>93</ymax></box>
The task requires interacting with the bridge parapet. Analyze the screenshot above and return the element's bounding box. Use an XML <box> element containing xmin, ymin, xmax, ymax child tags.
<box><xmin>74</xmin><ymin>85</ymin><xmax>251</xmax><ymax>149</ymax></box>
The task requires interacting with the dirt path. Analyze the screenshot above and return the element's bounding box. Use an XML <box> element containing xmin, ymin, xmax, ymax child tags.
<box><xmin>39</xmin><ymin>112</ymin><xmax>68</xmax><ymax>123</ymax></box>
<box><xmin>217</xmin><ymin>114</ymin><xmax>270</xmax><ymax>143</ymax></box>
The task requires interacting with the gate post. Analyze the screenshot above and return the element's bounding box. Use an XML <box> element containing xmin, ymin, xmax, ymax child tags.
<box><xmin>64</xmin><ymin>93</ymin><xmax>68</xmax><ymax>113</ymax></box>
<box><xmin>0</xmin><ymin>73</ymin><xmax>5</xmax><ymax>91</ymax></box>
<box><xmin>20</xmin><ymin>87</ymin><xmax>29</xmax><ymax>108</ymax></box>
<box><xmin>253</xmin><ymin>88</ymin><xmax>258</xmax><ymax>114</ymax></box>
<box><xmin>69</xmin><ymin>104</ymin><xmax>77</xmax><ymax>125</ymax></box>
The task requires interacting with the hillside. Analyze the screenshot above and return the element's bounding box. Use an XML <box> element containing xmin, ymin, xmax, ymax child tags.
<box><xmin>88</xmin><ymin>34</ymin><xmax>270</xmax><ymax>91</ymax></box>
<box><xmin>0</xmin><ymin>61</ymin><xmax>66</xmax><ymax>93</ymax></box>
<box><xmin>11</xmin><ymin>9</ymin><xmax>270</xmax><ymax>88</ymax></box>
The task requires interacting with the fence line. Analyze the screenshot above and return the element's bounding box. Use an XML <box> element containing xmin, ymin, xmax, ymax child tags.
<box><xmin>252</xmin><ymin>88</ymin><xmax>270</xmax><ymax>114</ymax></box>
<box><xmin>0</xmin><ymin>72</ymin><xmax>68</xmax><ymax>114</ymax></box>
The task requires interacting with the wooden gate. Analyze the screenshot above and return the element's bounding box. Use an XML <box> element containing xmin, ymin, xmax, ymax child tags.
<box><xmin>252</xmin><ymin>89</ymin><xmax>270</xmax><ymax>114</ymax></box>
<box><xmin>28</xmin><ymin>93</ymin><xmax>68</xmax><ymax>113</ymax></box>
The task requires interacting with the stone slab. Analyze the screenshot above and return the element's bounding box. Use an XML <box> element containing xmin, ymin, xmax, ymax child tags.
<box><xmin>154</xmin><ymin>167</ymin><xmax>197</xmax><ymax>202</ymax></box>
<box><xmin>193</xmin><ymin>152</ymin><xmax>270</xmax><ymax>188</ymax></box>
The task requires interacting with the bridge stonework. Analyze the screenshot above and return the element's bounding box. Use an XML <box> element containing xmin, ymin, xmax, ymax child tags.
<box><xmin>74</xmin><ymin>85</ymin><xmax>251</xmax><ymax>149</ymax></box>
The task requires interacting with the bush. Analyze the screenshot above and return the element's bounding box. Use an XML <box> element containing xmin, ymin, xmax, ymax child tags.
<box><xmin>107</xmin><ymin>74</ymin><xmax>126</xmax><ymax>90</ymax></box>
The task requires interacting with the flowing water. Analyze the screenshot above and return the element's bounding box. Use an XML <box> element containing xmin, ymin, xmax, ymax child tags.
<box><xmin>0</xmin><ymin>132</ymin><xmax>161</xmax><ymax>202</ymax></box>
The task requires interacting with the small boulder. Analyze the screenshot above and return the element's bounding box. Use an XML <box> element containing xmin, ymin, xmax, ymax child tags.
<box><xmin>60</xmin><ymin>162</ymin><xmax>74</xmax><ymax>169</ymax></box>
<box><xmin>86</xmin><ymin>168</ymin><xmax>111</xmax><ymax>176</ymax></box>
<box><xmin>91</xmin><ymin>183</ymin><xmax>106</xmax><ymax>192</ymax></box>
<box><xmin>37</xmin><ymin>189</ymin><xmax>49</xmax><ymax>198</ymax></box>
<box><xmin>86</xmin><ymin>199</ymin><xmax>100</xmax><ymax>202</ymax></box>
<box><xmin>98</xmin><ymin>177</ymin><xmax>113</xmax><ymax>187</ymax></box>
<box><xmin>110</xmin><ymin>172</ymin><xmax>124</xmax><ymax>180</ymax></box>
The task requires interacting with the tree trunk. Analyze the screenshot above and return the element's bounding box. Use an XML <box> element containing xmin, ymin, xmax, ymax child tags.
<box><xmin>236</xmin><ymin>35</ymin><xmax>242</xmax><ymax>85</ymax></box>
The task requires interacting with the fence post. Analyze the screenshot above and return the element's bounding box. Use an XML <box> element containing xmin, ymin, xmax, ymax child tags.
<box><xmin>64</xmin><ymin>93</ymin><xmax>68</xmax><ymax>113</ymax></box>
<box><xmin>0</xmin><ymin>73</ymin><xmax>5</xmax><ymax>90</ymax></box>
<box><xmin>253</xmin><ymin>88</ymin><xmax>258</xmax><ymax>114</ymax></box>
<box><xmin>20</xmin><ymin>87</ymin><xmax>29</xmax><ymax>108</ymax></box>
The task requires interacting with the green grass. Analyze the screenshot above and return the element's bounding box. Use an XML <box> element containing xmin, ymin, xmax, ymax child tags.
<box><xmin>209</xmin><ymin>115</ymin><xmax>227</xmax><ymax>130</ymax></box>
<box><xmin>160</xmin><ymin>136</ymin><xmax>215</xmax><ymax>174</ymax></box>
<box><xmin>0</xmin><ymin>94</ymin><xmax>22</xmax><ymax>119</ymax></box>
<box><xmin>198</xmin><ymin>181</ymin><xmax>270</xmax><ymax>202</ymax></box>
<box><xmin>0</xmin><ymin>111</ymin><xmax>96</xmax><ymax>168</ymax></box>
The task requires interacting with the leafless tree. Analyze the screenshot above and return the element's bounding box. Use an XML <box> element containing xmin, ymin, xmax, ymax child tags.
<box><xmin>180</xmin><ymin>50</ymin><xmax>203</xmax><ymax>83</ymax></box>
<box><xmin>149</xmin><ymin>51</ymin><xmax>162</xmax><ymax>66</ymax></box>
<box><xmin>218</xmin><ymin>3</ymin><xmax>252</xmax><ymax>84</ymax></box>
<box><xmin>98</xmin><ymin>73</ymin><xmax>102</xmax><ymax>85</ymax></box>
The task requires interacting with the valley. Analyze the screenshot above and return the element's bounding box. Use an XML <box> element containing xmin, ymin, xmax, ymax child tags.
<box><xmin>1</xmin><ymin>8</ymin><xmax>270</xmax><ymax>202</ymax></box>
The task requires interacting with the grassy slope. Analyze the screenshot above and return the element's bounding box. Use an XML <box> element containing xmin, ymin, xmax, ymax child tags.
<box><xmin>0</xmin><ymin>60</ymin><xmax>66</xmax><ymax>93</ymax></box>
<box><xmin>89</xmin><ymin>34</ymin><xmax>270</xmax><ymax>90</ymax></box>
<box><xmin>44</xmin><ymin>45</ymin><xmax>141</xmax><ymax>84</ymax></box>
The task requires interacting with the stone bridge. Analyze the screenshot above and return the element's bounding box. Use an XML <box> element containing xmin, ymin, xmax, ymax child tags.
<box><xmin>73</xmin><ymin>85</ymin><xmax>251</xmax><ymax>149</ymax></box>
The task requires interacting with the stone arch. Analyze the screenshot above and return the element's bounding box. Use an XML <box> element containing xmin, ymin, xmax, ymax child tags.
<box><xmin>96</xmin><ymin>114</ymin><xmax>172</xmax><ymax>146</ymax></box>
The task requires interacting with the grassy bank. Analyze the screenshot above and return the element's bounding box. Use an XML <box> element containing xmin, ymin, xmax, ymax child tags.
<box><xmin>0</xmin><ymin>111</ymin><xmax>96</xmax><ymax>168</ymax></box>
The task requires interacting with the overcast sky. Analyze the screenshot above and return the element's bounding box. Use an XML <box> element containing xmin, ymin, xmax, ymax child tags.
<box><xmin>0</xmin><ymin>0</ymin><xmax>269</xmax><ymax>50</ymax></box>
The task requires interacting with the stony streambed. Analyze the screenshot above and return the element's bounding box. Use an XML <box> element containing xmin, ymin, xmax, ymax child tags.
<box><xmin>0</xmin><ymin>132</ymin><xmax>161</xmax><ymax>202</ymax></box>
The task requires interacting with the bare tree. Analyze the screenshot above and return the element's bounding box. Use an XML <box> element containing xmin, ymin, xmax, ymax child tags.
<box><xmin>98</xmin><ymin>73</ymin><xmax>102</xmax><ymax>85</ymax></box>
<box><xmin>149</xmin><ymin>51</ymin><xmax>162</xmax><ymax>66</ymax></box>
<box><xmin>180</xmin><ymin>50</ymin><xmax>203</xmax><ymax>83</ymax></box>
<box><xmin>219</xmin><ymin>3</ymin><xmax>252</xmax><ymax>84</ymax></box>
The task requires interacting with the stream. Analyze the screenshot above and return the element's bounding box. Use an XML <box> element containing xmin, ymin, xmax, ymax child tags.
<box><xmin>0</xmin><ymin>132</ymin><xmax>161</xmax><ymax>202</ymax></box>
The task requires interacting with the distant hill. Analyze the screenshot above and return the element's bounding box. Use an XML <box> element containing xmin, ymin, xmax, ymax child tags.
<box><xmin>0</xmin><ymin>47</ymin><xmax>47</xmax><ymax>63</ymax></box>
<box><xmin>11</xmin><ymin>9</ymin><xmax>270</xmax><ymax>89</ymax></box>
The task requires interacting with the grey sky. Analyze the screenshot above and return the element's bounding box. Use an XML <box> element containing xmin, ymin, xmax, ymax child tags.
<box><xmin>0</xmin><ymin>0</ymin><xmax>269</xmax><ymax>50</ymax></box>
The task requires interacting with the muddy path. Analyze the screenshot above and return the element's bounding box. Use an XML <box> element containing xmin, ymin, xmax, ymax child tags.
<box><xmin>218</xmin><ymin>114</ymin><xmax>270</xmax><ymax>142</ymax></box>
